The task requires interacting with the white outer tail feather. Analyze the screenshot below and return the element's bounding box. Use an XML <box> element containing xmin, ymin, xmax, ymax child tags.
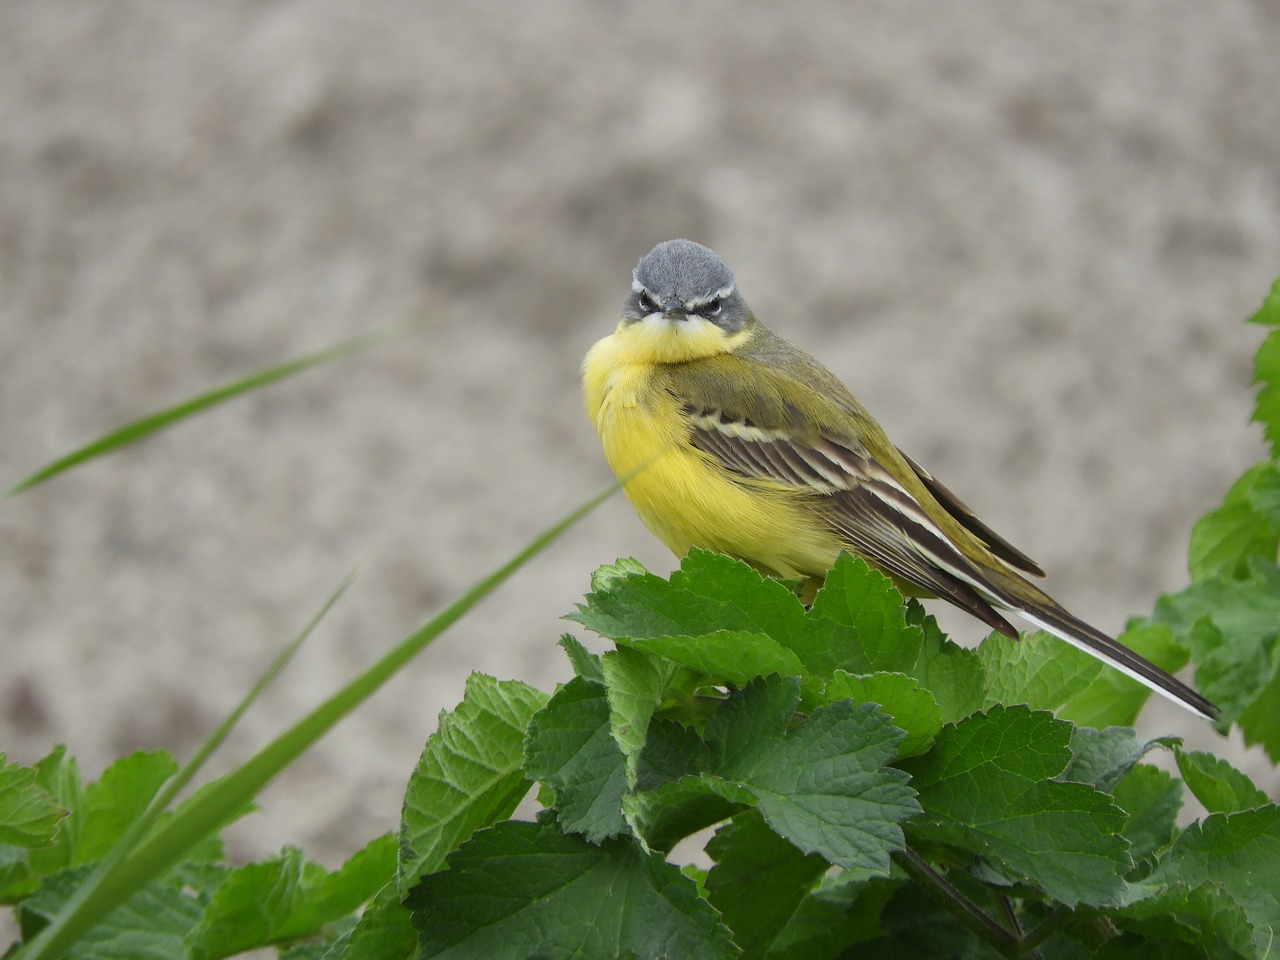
<box><xmin>1014</xmin><ymin>610</ymin><xmax>1216</xmax><ymax>721</ymax></box>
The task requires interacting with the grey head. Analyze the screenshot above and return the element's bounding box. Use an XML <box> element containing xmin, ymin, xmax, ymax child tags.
<box><xmin>623</xmin><ymin>239</ymin><xmax>751</xmax><ymax>334</ymax></box>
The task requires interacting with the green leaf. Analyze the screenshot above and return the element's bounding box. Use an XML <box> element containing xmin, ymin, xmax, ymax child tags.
<box><xmin>557</xmin><ymin>634</ymin><xmax>604</xmax><ymax>683</ymax></box>
<box><xmin>568</xmin><ymin>549</ymin><xmax>806</xmax><ymax>644</ymax></box>
<box><xmin>1153</xmin><ymin>560</ymin><xmax>1280</xmax><ymax>724</ymax></box>
<box><xmin>621</xmin><ymin>677</ymin><xmax>919</xmax><ymax>867</ymax></box>
<box><xmin>1189</xmin><ymin>462</ymin><xmax>1280</xmax><ymax>581</ymax></box>
<box><xmin>768</xmin><ymin>870</ymin><xmax>899</xmax><ymax>959</ymax></box>
<box><xmin>806</xmin><ymin>554</ymin><xmax>924</xmax><ymax>675</ymax></box>
<box><xmin>704</xmin><ymin>809</ymin><xmax>830</xmax><ymax>958</ymax></box>
<box><xmin>23</xmin><ymin>748</ymin><xmax>83</xmax><ymax>879</ymax></box>
<box><xmin>633</xmin><ymin>717</ymin><xmax>717</xmax><ymax>787</ymax></box>
<box><xmin>185</xmin><ymin>835</ymin><xmax>395</xmax><ymax>960</ymax></box>
<box><xmin>17</xmin><ymin>866</ymin><xmax>203</xmax><ymax>959</ymax></box>
<box><xmin>903</xmin><ymin>705</ymin><xmax>1131</xmax><ymax>906</ymax></box>
<box><xmin>399</xmin><ymin>674</ymin><xmax>546</xmax><ymax>893</ymax></box>
<box><xmin>622</xmin><ymin>775</ymin><xmax>742</xmax><ymax>854</ymax></box>
<box><xmin>1063</xmin><ymin>727</ymin><xmax>1171</xmax><ymax>792</ymax></box>
<box><xmin>864</xmin><ymin>880</ymin><xmax>1009</xmax><ymax>959</ymax></box>
<box><xmin>523</xmin><ymin>677</ymin><xmax>628</xmax><ymax>842</ymax></box>
<box><xmin>708</xmin><ymin>676</ymin><xmax>919</xmax><ymax>873</ymax></box>
<box><xmin>588</xmin><ymin>555</ymin><xmax>650</xmax><ymax>591</ymax></box>
<box><xmin>0</xmin><ymin>845</ymin><xmax>34</xmax><ymax>903</ymax></box>
<box><xmin>1112</xmin><ymin>765</ymin><xmax>1183</xmax><ymax>864</ymax></box>
<box><xmin>1250</xmin><ymin>275</ymin><xmax>1280</xmax><ymax>330</ymax></box>
<box><xmin>1238</xmin><ymin>645</ymin><xmax>1280</xmax><ymax>763</ymax></box>
<box><xmin>572</xmin><ymin>552</ymin><xmax>827</xmax><ymax>702</ymax></box>
<box><xmin>977</xmin><ymin>630</ymin><xmax>1104</xmax><ymax>714</ymax></box>
<box><xmin>1111</xmin><ymin>881</ymin><xmax>1256</xmax><ymax>960</ymax></box>
<box><xmin>30</xmin><ymin>747</ymin><xmax>82</xmax><ymax>808</ymax></box>
<box><xmin>704</xmin><ymin>675</ymin><xmax>809</xmax><ymax>775</ymax></box>
<box><xmin>904</xmin><ymin>602</ymin><xmax>986</xmax><ymax>724</ymax></box>
<box><xmin>1148</xmin><ymin>806</ymin><xmax>1280</xmax><ymax>958</ymax></box>
<box><xmin>0</xmin><ymin>755</ymin><xmax>65</xmax><ymax>847</ymax></box>
<box><xmin>1174</xmin><ymin>748</ymin><xmax>1269</xmax><ymax>815</ymax></box>
<box><xmin>670</xmin><ymin>549</ymin><xmax>811</xmax><ymax>647</ymax></box>
<box><xmin>571</xmin><ymin>553</ymin><xmax>941</xmax><ymax>693</ymax></box>
<box><xmin>323</xmin><ymin>883</ymin><xmax>416</xmax><ymax>960</ymax></box>
<box><xmin>1249</xmin><ymin>460</ymin><xmax>1280</xmax><ymax>519</ymax></box>
<box><xmin>171</xmin><ymin>859</ymin><xmax>232</xmax><ymax>901</ymax></box>
<box><xmin>619</xmin><ymin>630</ymin><xmax>815</xmax><ymax>704</ymax></box>
<box><xmin>1192</xmin><ymin>498</ymin><xmax>1280</xmax><ymax>584</ymax></box>
<box><xmin>573</xmin><ymin>554</ymin><xmax>981</xmax><ymax>728</ymax></box>
<box><xmin>3</xmin><ymin>330</ymin><xmax>393</xmax><ymax>497</ymax></box>
<box><xmin>1182</xmin><ymin>616</ymin><xmax>1274</xmax><ymax>735</ymax></box>
<box><xmin>1157</xmin><ymin>560</ymin><xmax>1280</xmax><ymax>655</ymax></box>
<box><xmin>1248</xmin><ymin>276</ymin><xmax>1280</xmax><ymax>458</ymax></box>
<box><xmin>75</xmin><ymin>752</ymin><xmax>178</xmax><ymax>865</ymax></box>
<box><xmin>0</xmin><ymin>752</ymin><xmax>81</xmax><ymax>901</ymax></box>
<box><xmin>17</xmin><ymin>751</ymin><xmax>175</xmax><ymax>885</ymax></box>
<box><xmin>407</xmin><ymin>820</ymin><xmax>736</xmax><ymax>959</ymax></box>
<box><xmin>601</xmin><ymin>646</ymin><xmax>680</xmax><ymax>785</ymax></box>
<box><xmin>824</xmin><ymin>671</ymin><xmax>943</xmax><ymax>758</ymax></box>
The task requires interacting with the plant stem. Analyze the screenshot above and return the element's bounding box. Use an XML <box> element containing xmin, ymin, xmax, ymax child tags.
<box><xmin>998</xmin><ymin>896</ymin><xmax>1022</xmax><ymax>937</ymax></box>
<box><xmin>1019</xmin><ymin>906</ymin><xmax>1070</xmax><ymax>956</ymax></box>
<box><xmin>892</xmin><ymin>847</ymin><xmax>1019</xmax><ymax>956</ymax></box>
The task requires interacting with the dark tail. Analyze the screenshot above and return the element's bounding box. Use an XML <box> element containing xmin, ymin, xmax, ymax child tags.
<box><xmin>1012</xmin><ymin>603</ymin><xmax>1218</xmax><ymax>721</ymax></box>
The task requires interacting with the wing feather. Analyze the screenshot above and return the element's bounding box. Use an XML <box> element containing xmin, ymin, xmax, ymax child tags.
<box><xmin>682</xmin><ymin>399</ymin><xmax>1021</xmax><ymax>634</ymax></box>
<box><xmin>897</xmin><ymin>449</ymin><xmax>1045</xmax><ymax>578</ymax></box>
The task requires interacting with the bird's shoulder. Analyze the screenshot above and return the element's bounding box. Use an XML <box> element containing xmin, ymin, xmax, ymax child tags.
<box><xmin>659</xmin><ymin>322</ymin><xmax>882</xmax><ymax>444</ymax></box>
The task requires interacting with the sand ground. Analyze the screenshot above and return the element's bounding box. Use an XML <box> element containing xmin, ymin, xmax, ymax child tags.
<box><xmin>2</xmin><ymin>3</ymin><xmax>1278</xmax><ymax>870</ymax></box>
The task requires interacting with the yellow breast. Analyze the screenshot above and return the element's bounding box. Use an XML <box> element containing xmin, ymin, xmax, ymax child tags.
<box><xmin>581</xmin><ymin>321</ymin><xmax>839</xmax><ymax>579</ymax></box>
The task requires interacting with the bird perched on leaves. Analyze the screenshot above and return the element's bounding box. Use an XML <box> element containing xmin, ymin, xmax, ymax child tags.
<box><xmin>582</xmin><ymin>238</ymin><xmax>1216</xmax><ymax>720</ymax></box>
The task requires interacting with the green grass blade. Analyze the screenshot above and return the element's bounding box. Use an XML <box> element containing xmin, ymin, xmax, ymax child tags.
<box><xmin>13</xmin><ymin>569</ymin><xmax>358</xmax><ymax>960</ymax></box>
<box><xmin>158</xmin><ymin>567</ymin><xmax>359</xmax><ymax>815</ymax></box>
<box><xmin>13</xmin><ymin>481</ymin><xmax>619</xmax><ymax>960</ymax></box>
<box><xmin>3</xmin><ymin>330</ymin><xmax>396</xmax><ymax>499</ymax></box>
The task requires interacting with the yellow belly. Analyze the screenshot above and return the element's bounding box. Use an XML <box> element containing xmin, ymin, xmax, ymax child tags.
<box><xmin>583</xmin><ymin>336</ymin><xmax>839</xmax><ymax>579</ymax></box>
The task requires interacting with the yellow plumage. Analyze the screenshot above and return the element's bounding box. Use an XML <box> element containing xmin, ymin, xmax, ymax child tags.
<box><xmin>583</xmin><ymin>321</ymin><xmax>838</xmax><ymax>579</ymax></box>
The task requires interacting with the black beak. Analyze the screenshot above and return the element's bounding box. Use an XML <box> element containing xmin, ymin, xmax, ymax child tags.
<box><xmin>661</xmin><ymin>297</ymin><xmax>687</xmax><ymax>318</ymax></box>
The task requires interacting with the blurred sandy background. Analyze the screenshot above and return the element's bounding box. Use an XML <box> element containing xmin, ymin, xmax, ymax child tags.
<box><xmin>2</xmin><ymin>2</ymin><xmax>1278</xmax><ymax>869</ymax></box>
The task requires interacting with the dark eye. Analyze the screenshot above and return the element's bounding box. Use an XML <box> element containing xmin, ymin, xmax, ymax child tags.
<box><xmin>697</xmin><ymin>298</ymin><xmax>722</xmax><ymax>318</ymax></box>
<box><xmin>637</xmin><ymin>291</ymin><xmax>658</xmax><ymax>313</ymax></box>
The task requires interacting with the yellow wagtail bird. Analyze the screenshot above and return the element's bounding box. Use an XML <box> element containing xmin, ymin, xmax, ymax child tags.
<box><xmin>582</xmin><ymin>238</ymin><xmax>1216</xmax><ymax>720</ymax></box>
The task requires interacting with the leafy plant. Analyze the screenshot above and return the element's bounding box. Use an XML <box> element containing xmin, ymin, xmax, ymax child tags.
<box><xmin>2</xmin><ymin>278</ymin><xmax>1278</xmax><ymax>958</ymax></box>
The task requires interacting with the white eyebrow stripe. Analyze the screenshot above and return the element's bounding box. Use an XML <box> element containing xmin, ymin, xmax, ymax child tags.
<box><xmin>631</xmin><ymin>277</ymin><xmax>646</xmax><ymax>293</ymax></box>
<box><xmin>684</xmin><ymin>284</ymin><xmax>736</xmax><ymax>309</ymax></box>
